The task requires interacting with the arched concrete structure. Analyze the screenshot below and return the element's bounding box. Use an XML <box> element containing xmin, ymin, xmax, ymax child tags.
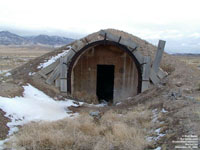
<box><xmin>67</xmin><ymin>40</ymin><xmax>142</xmax><ymax>103</ymax></box>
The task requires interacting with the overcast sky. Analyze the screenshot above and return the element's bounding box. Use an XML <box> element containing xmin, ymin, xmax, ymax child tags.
<box><xmin>0</xmin><ymin>0</ymin><xmax>200</xmax><ymax>53</ymax></box>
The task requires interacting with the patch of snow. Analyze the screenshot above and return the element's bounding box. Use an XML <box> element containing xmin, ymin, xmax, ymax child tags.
<box><xmin>146</xmin><ymin>136</ymin><xmax>153</xmax><ymax>142</ymax></box>
<box><xmin>37</xmin><ymin>47</ymin><xmax>71</xmax><ymax>69</ymax></box>
<box><xmin>28</xmin><ymin>72</ymin><xmax>35</xmax><ymax>76</ymax></box>
<box><xmin>152</xmin><ymin>109</ymin><xmax>158</xmax><ymax>123</ymax></box>
<box><xmin>156</xmin><ymin>133</ymin><xmax>166</xmax><ymax>139</ymax></box>
<box><xmin>95</xmin><ymin>100</ymin><xmax>108</xmax><ymax>107</ymax></box>
<box><xmin>116</xmin><ymin>102</ymin><xmax>121</xmax><ymax>105</ymax></box>
<box><xmin>0</xmin><ymin>84</ymin><xmax>80</xmax><ymax>148</ymax></box>
<box><xmin>95</xmin><ymin>103</ymin><xmax>107</xmax><ymax>107</ymax></box>
<box><xmin>147</xmin><ymin>109</ymin><xmax>166</xmax><ymax>143</ymax></box>
<box><xmin>0</xmin><ymin>70</ymin><xmax>9</xmax><ymax>75</ymax></box>
<box><xmin>154</xmin><ymin>127</ymin><xmax>166</xmax><ymax>141</ymax></box>
<box><xmin>155</xmin><ymin>128</ymin><xmax>161</xmax><ymax>134</ymax></box>
<box><xmin>154</xmin><ymin>147</ymin><xmax>161</xmax><ymax>150</ymax></box>
<box><xmin>161</xmin><ymin>108</ymin><xmax>168</xmax><ymax>113</ymax></box>
<box><xmin>0</xmin><ymin>139</ymin><xmax>8</xmax><ymax>150</ymax></box>
<box><xmin>4</xmin><ymin>72</ymin><xmax>11</xmax><ymax>77</ymax></box>
<box><xmin>159</xmin><ymin>121</ymin><xmax>165</xmax><ymax>124</ymax></box>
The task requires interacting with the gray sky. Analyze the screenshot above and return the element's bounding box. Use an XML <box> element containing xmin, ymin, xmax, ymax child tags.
<box><xmin>1</xmin><ymin>0</ymin><xmax>200</xmax><ymax>53</ymax></box>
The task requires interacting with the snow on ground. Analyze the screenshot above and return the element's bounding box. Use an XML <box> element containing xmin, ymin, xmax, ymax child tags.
<box><xmin>37</xmin><ymin>46</ymin><xmax>71</xmax><ymax>69</ymax></box>
<box><xmin>4</xmin><ymin>72</ymin><xmax>11</xmax><ymax>77</ymax></box>
<box><xmin>146</xmin><ymin>108</ymin><xmax>167</xmax><ymax>143</ymax></box>
<box><xmin>28</xmin><ymin>72</ymin><xmax>35</xmax><ymax>76</ymax></box>
<box><xmin>161</xmin><ymin>108</ymin><xmax>168</xmax><ymax>113</ymax></box>
<box><xmin>0</xmin><ymin>84</ymin><xmax>80</xmax><ymax>148</ymax></box>
<box><xmin>154</xmin><ymin>147</ymin><xmax>161</xmax><ymax>150</ymax></box>
<box><xmin>0</xmin><ymin>70</ymin><xmax>10</xmax><ymax>76</ymax></box>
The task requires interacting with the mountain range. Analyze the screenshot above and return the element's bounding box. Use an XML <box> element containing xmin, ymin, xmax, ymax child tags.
<box><xmin>0</xmin><ymin>31</ymin><xmax>74</xmax><ymax>46</ymax></box>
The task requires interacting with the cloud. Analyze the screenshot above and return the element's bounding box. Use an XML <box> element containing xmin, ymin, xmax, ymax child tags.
<box><xmin>1</xmin><ymin>0</ymin><xmax>200</xmax><ymax>53</ymax></box>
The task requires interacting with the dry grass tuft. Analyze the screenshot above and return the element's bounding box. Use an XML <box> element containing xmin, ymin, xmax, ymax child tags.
<box><xmin>161</xmin><ymin>63</ymin><xmax>175</xmax><ymax>74</ymax></box>
<box><xmin>6</xmin><ymin>106</ymin><xmax>153</xmax><ymax>150</ymax></box>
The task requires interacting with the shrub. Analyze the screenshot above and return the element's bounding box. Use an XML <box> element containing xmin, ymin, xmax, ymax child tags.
<box><xmin>6</xmin><ymin>108</ymin><xmax>152</xmax><ymax>150</ymax></box>
<box><xmin>161</xmin><ymin>64</ymin><xmax>175</xmax><ymax>74</ymax></box>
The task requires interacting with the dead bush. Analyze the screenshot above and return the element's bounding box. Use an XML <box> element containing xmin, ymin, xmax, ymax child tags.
<box><xmin>161</xmin><ymin>63</ymin><xmax>175</xmax><ymax>74</ymax></box>
<box><xmin>5</xmin><ymin>108</ymin><xmax>152</xmax><ymax>150</ymax></box>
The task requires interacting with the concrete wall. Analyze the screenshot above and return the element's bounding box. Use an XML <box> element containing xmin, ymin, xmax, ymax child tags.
<box><xmin>71</xmin><ymin>44</ymin><xmax>139</xmax><ymax>103</ymax></box>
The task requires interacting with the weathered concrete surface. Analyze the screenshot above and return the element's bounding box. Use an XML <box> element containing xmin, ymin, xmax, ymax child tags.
<box><xmin>72</xmin><ymin>45</ymin><xmax>139</xmax><ymax>103</ymax></box>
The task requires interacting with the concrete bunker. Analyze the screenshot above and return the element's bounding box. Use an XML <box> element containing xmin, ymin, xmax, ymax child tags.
<box><xmin>40</xmin><ymin>30</ymin><xmax>167</xmax><ymax>104</ymax></box>
<box><xmin>68</xmin><ymin>41</ymin><xmax>142</xmax><ymax>103</ymax></box>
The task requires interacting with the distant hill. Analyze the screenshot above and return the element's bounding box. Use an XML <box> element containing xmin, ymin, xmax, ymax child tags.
<box><xmin>172</xmin><ymin>53</ymin><xmax>200</xmax><ymax>56</ymax></box>
<box><xmin>0</xmin><ymin>31</ymin><xmax>74</xmax><ymax>46</ymax></box>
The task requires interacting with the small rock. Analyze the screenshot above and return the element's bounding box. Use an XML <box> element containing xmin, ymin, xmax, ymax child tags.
<box><xmin>89</xmin><ymin>111</ymin><xmax>100</xmax><ymax>117</ymax></box>
<box><xmin>175</xmin><ymin>82</ymin><xmax>183</xmax><ymax>87</ymax></box>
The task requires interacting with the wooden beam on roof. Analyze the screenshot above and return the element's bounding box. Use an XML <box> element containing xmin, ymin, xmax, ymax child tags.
<box><xmin>71</xmin><ymin>40</ymin><xmax>86</xmax><ymax>52</ymax></box>
<box><xmin>152</xmin><ymin>40</ymin><xmax>166</xmax><ymax>73</ymax></box>
<box><xmin>63</xmin><ymin>50</ymin><xmax>76</xmax><ymax>64</ymax></box>
<box><xmin>132</xmin><ymin>50</ymin><xmax>144</xmax><ymax>64</ymax></box>
<box><xmin>99</xmin><ymin>30</ymin><xmax>144</xmax><ymax>64</ymax></box>
<box><xmin>39</xmin><ymin>60</ymin><xmax>59</xmax><ymax>75</ymax></box>
<box><xmin>99</xmin><ymin>30</ymin><xmax>138</xmax><ymax>49</ymax></box>
<box><xmin>157</xmin><ymin>68</ymin><xmax>168</xmax><ymax>79</ymax></box>
<box><xmin>46</xmin><ymin>64</ymin><xmax>60</xmax><ymax>85</ymax></box>
<box><xmin>84</xmin><ymin>37</ymin><xmax>89</xmax><ymax>44</ymax></box>
<box><xmin>37</xmin><ymin>71</ymin><xmax>48</xmax><ymax>79</ymax></box>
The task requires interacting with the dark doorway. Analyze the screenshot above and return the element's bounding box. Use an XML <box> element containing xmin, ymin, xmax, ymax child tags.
<box><xmin>96</xmin><ymin>65</ymin><xmax>114</xmax><ymax>102</ymax></box>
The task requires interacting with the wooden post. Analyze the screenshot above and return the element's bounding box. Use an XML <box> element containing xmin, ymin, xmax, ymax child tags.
<box><xmin>39</xmin><ymin>60</ymin><xmax>59</xmax><ymax>75</ymax></box>
<box><xmin>60</xmin><ymin>57</ymin><xmax>68</xmax><ymax>92</ymax></box>
<box><xmin>152</xmin><ymin>40</ymin><xmax>166</xmax><ymax>73</ymax></box>
<box><xmin>55</xmin><ymin>78</ymin><xmax>60</xmax><ymax>88</ymax></box>
<box><xmin>150</xmin><ymin>69</ymin><xmax>160</xmax><ymax>84</ymax></box>
<box><xmin>142</xmin><ymin>56</ymin><xmax>151</xmax><ymax>92</ymax></box>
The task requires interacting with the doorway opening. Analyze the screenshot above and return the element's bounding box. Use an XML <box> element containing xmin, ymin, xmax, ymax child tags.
<box><xmin>96</xmin><ymin>65</ymin><xmax>114</xmax><ymax>103</ymax></box>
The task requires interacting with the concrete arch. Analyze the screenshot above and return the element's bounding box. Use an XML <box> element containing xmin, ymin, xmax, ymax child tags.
<box><xmin>67</xmin><ymin>40</ymin><xmax>142</xmax><ymax>102</ymax></box>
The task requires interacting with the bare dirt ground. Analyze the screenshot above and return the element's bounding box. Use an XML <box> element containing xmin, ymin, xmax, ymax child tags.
<box><xmin>0</xmin><ymin>30</ymin><xmax>200</xmax><ymax>149</ymax></box>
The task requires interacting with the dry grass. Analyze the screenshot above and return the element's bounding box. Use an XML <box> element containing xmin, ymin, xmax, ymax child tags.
<box><xmin>161</xmin><ymin>63</ymin><xmax>175</xmax><ymax>74</ymax></box>
<box><xmin>197</xmin><ymin>110</ymin><xmax>200</xmax><ymax>119</ymax></box>
<box><xmin>177</xmin><ymin>55</ymin><xmax>200</xmax><ymax>70</ymax></box>
<box><xmin>6</xmin><ymin>106</ymin><xmax>153</xmax><ymax>150</ymax></box>
<box><xmin>0</xmin><ymin>45</ymin><xmax>52</xmax><ymax>71</ymax></box>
